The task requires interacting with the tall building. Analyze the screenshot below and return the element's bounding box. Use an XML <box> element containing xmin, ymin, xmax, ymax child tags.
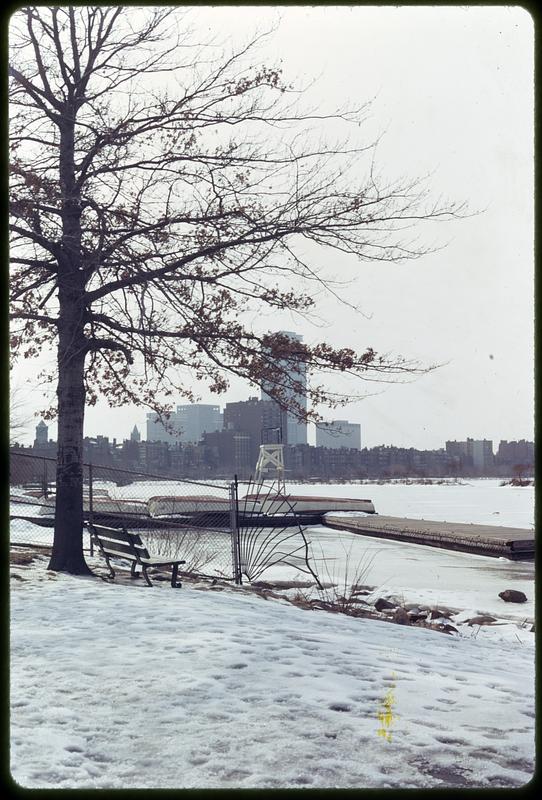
<box><xmin>176</xmin><ymin>404</ymin><xmax>223</xmax><ymax>444</ymax></box>
<box><xmin>34</xmin><ymin>420</ymin><xmax>48</xmax><ymax>446</ymax></box>
<box><xmin>445</xmin><ymin>438</ymin><xmax>494</xmax><ymax>473</ymax></box>
<box><xmin>130</xmin><ymin>425</ymin><xmax>141</xmax><ymax>443</ymax></box>
<box><xmin>146</xmin><ymin>404</ymin><xmax>222</xmax><ymax>444</ymax></box>
<box><xmin>496</xmin><ymin>440</ymin><xmax>534</xmax><ymax>466</ymax></box>
<box><xmin>315</xmin><ymin>420</ymin><xmax>361</xmax><ymax>450</ymax></box>
<box><xmin>261</xmin><ymin>330</ymin><xmax>307</xmax><ymax>446</ymax></box>
<box><xmin>202</xmin><ymin>430</ymin><xmax>252</xmax><ymax>475</ymax></box>
<box><xmin>224</xmin><ymin>397</ymin><xmax>285</xmax><ymax>464</ymax></box>
<box><xmin>469</xmin><ymin>439</ymin><xmax>494</xmax><ymax>472</ymax></box>
<box><xmin>146</xmin><ymin>412</ymin><xmax>178</xmax><ymax>444</ymax></box>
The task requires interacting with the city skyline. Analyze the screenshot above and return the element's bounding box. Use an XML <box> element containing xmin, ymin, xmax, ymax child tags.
<box><xmin>12</xmin><ymin>369</ymin><xmax>535</xmax><ymax>451</ymax></box>
<box><xmin>19</xmin><ymin>405</ymin><xmax>534</xmax><ymax>460</ymax></box>
<box><xmin>20</xmin><ymin>413</ymin><xmax>533</xmax><ymax>483</ymax></box>
<box><xmin>10</xmin><ymin>6</ymin><xmax>534</xmax><ymax>451</ymax></box>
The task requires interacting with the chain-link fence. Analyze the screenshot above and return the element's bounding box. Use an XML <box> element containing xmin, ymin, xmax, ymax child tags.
<box><xmin>10</xmin><ymin>450</ymin><xmax>235</xmax><ymax>580</ymax></box>
<box><xmin>10</xmin><ymin>450</ymin><xmax>324</xmax><ymax>585</ymax></box>
<box><xmin>10</xmin><ymin>450</ymin><xmax>62</xmax><ymax>551</ymax></box>
<box><xmin>234</xmin><ymin>478</ymin><xmax>322</xmax><ymax>586</ymax></box>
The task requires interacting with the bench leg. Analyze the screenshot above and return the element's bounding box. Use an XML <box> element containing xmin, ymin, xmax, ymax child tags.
<box><xmin>171</xmin><ymin>563</ymin><xmax>182</xmax><ymax>588</ymax></box>
<box><xmin>130</xmin><ymin>561</ymin><xmax>141</xmax><ymax>580</ymax></box>
<box><xmin>104</xmin><ymin>554</ymin><xmax>115</xmax><ymax>580</ymax></box>
<box><xmin>142</xmin><ymin>565</ymin><xmax>153</xmax><ymax>587</ymax></box>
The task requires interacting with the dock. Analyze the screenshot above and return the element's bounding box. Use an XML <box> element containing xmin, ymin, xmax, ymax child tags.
<box><xmin>323</xmin><ymin>514</ymin><xmax>535</xmax><ymax>560</ymax></box>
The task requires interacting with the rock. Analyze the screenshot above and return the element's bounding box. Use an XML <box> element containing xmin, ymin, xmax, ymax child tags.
<box><xmin>393</xmin><ymin>607</ymin><xmax>410</xmax><ymax>625</ymax></box>
<box><xmin>374</xmin><ymin>597</ymin><xmax>397</xmax><ymax>612</ymax></box>
<box><xmin>429</xmin><ymin>607</ymin><xmax>455</xmax><ymax>620</ymax></box>
<box><xmin>466</xmin><ymin>615</ymin><xmax>497</xmax><ymax>626</ymax></box>
<box><xmin>434</xmin><ymin>623</ymin><xmax>458</xmax><ymax>635</ymax></box>
<box><xmin>346</xmin><ymin>607</ymin><xmax>367</xmax><ymax>618</ymax></box>
<box><xmin>408</xmin><ymin>610</ymin><xmax>428</xmax><ymax>623</ymax></box>
<box><xmin>499</xmin><ymin>589</ymin><xmax>528</xmax><ymax>604</ymax></box>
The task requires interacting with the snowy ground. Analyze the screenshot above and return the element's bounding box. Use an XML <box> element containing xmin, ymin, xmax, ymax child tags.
<box><xmin>10</xmin><ymin>479</ymin><xmax>535</xmax><ymax>788</ymax></box>
<box><xmin>10</xmin><ymin>558</ymin><xmax>535</xmax><ymax>789</ymax></box>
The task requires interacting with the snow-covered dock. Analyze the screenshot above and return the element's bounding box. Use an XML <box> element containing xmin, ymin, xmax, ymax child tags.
<box><xmin>323</xmin><ymin>514</ymin><xmax>535</xmax><ymax>560</ymax></box>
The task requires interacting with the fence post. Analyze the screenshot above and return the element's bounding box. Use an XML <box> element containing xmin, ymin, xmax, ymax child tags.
<box><xmin>88</xmin><ymin>462</ymin><xmax>94</xmax><ymax>556</ymax></box>
<box><xmin>229</xmin><ymin>475</ymin><xmax>242</xmax><ymax>585</ymax></box>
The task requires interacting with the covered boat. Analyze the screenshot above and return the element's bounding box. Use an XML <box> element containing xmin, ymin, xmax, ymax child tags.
<box><xmin>39</xmin><ymin>497</ymin><xmax>148</xmax><ymax>516</ymax></box>
<box><xmin>147</xmin><ymin>495</ymin><xmax>231</xmax><ymax>518</ymax></box>
<box><xmin>244</xmin><ymin>493</ymin><xmax>375</xmax><ymax>515</ymax></box>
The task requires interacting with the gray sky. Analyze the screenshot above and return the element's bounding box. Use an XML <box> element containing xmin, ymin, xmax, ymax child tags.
<box><xmin>11</xmin><ymin>5</ymin><xmax>534</xmax><ymax>450</ymax></box>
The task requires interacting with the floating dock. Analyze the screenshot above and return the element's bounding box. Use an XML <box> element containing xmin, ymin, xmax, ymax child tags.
<box><xmin>323</xmin><ymin>514</ymin><xmax>535</xmax><ymax>560</ymax></box>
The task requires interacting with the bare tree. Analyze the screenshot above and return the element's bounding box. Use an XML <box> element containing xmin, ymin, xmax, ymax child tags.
<box><xmin>9</xmin><ymin>7</ymin><xmax>462</xmax><ymax>574</ymax></box>
<box><xmin>9</xmin><ymin>382</ymin><xmax>32</xmax><ymax>446</ymax></box>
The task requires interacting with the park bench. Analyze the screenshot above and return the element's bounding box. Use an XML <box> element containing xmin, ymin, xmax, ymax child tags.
<box><xmin>89</xmin><ymin>523</ymin><xmax>186</xmax><ymax>588</ymax></box>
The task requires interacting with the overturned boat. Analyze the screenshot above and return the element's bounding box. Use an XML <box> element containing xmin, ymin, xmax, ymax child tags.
<box><xmin>243</xmin><ymin>493</ymin><xmax>375</xmax><ymax>516</ymax></box>
<box><xmin>147</xmin><ymin>495</ymin><xmax>232</xmax><ymax>518</ymax></box>
<box><xmin>38</xmin><ymin>496</ymin><xmax>148</xmax><ymax>516</ymax></box>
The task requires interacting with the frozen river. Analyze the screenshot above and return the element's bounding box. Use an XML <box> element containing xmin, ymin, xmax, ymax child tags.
<box><xmin>285</xmin><ymin>478</ymin><xmax>534</xmax><ymax>529</ymax></box>
<box><xmin>263</xmin><ymin>480</ymin><xmax>535</xmax><ymax>632</ymax></box>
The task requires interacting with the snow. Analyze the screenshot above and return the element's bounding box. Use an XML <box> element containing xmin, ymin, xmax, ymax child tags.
<box><xmin>10</xmin><ymin>479</ymin><xmax>535</xmax><ymax>633</ymax></box>
<box><xmin>10</xmin><ymin>478</ymin><xmax>535</xmax><ymax>787</ymax></box>
<box><xmin>10</xmin><ymin>561</ymin><xmax>535</xmax><ymax>789</ymax></box>
<box><xmin>239</xmin><ymin>480</ymin><xmax>535</xmax><ymax>644</ymax></box>
<box><xmin>282</xmin><ymin>479</ymin><xmax>535</xmax><ymax>529</ymax></box>
<box><xmin>301</xmin><ymin>528</ymin><xmax>535</xmax><ymax>639</ymax></box>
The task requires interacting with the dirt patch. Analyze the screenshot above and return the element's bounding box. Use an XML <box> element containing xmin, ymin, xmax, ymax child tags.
<box><xmin>10</xmin><ymin>550</ymin><xmax>38</xmax><ymax>566</ymax></box>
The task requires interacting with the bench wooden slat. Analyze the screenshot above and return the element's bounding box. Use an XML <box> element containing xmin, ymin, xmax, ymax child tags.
<box><xmin>91</xmin><ymin>537</ymin><xmax>150</xmax><ymax>560</ymax></box>
<box><xmin>89</xmin><ymin>524</ymin><xmax>143</xmax><ymax>546</ymax></box>
<box><xmin>140</xmin><ymin>557</ymin><xmax>187</xmax><ymax>566</ymax></box>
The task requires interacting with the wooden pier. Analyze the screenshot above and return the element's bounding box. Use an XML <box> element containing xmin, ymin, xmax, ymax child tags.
<box><xmin>323</xmin><ymin>514</ymin><xmax>535</xmax><ymax>560</ymax></box>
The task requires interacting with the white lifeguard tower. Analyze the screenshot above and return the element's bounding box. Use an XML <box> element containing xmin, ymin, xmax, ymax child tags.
<box><xmin>254</xmin><ymin>443</ymin><xmax>285</xmax><ymax>492</ymax></box>
<box><xmin>254</xmin><ymin>426</ymin><xmax>286</xmax><ymax>492</ymax></box>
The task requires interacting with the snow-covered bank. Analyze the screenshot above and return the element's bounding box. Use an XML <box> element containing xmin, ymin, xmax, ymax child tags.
<box><xmin>10</xmin><ymin>479</ymin><xmax>535</xmax><ymax>639</ymax></box>
<box><xmin>10</xmin><ymin>560</ymin><xmax>535</xmax><ymax>789</ymax></box>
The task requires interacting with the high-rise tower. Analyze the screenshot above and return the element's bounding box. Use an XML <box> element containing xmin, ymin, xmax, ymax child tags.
<box><xmin>261</xmin><ymin>330</ymin><xmax>307</xmax><ymax>446</ymax></box>
<box><xmin>34</xmin><ymin>420</ymin><xmax>48</xmax><ymax>447</ymax></box>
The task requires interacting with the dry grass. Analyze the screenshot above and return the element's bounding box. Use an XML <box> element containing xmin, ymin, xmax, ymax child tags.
<box><xmin>10</xmin><ymin>549</ymin><xmax>41</xmax><ymax>566</ymax></box>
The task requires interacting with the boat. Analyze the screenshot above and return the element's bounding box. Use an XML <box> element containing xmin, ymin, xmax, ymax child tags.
<box><xmin>147</xmin><ymin>495</ymin><xmax>232</xmax><ymax>518</ymax></box>
<box><xmin>244</xmin><ymin>493</ymin><xmax>375</xmax><ymax>515</ymax></box>
<box><xmin>39</xmin><ymin>497</ymin><xmax>148</xmax><ymax>516</ymax></box>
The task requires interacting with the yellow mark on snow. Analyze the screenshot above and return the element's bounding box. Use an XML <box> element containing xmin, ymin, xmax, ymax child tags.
<box><xmin>376</xmin><ymin>673</ymin><xmax>397</xmax><ymax>742</ymax></box>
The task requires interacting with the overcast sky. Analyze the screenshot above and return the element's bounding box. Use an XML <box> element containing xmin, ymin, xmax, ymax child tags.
<box><xmin>11</xmin><ymin>5</ymin><xmax>534</xmax><ymax>450</ymax></box>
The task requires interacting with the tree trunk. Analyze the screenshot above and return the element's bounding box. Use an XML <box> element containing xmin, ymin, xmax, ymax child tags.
<box><xmin>48</xmin><ymin>106</ymin><xmax>92</xmax><ymax>575</ymax></box>
<box><xmin>48</xmin><ymin>305</ymin><xmax>92</xmax><ymax>574</ymax></box>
